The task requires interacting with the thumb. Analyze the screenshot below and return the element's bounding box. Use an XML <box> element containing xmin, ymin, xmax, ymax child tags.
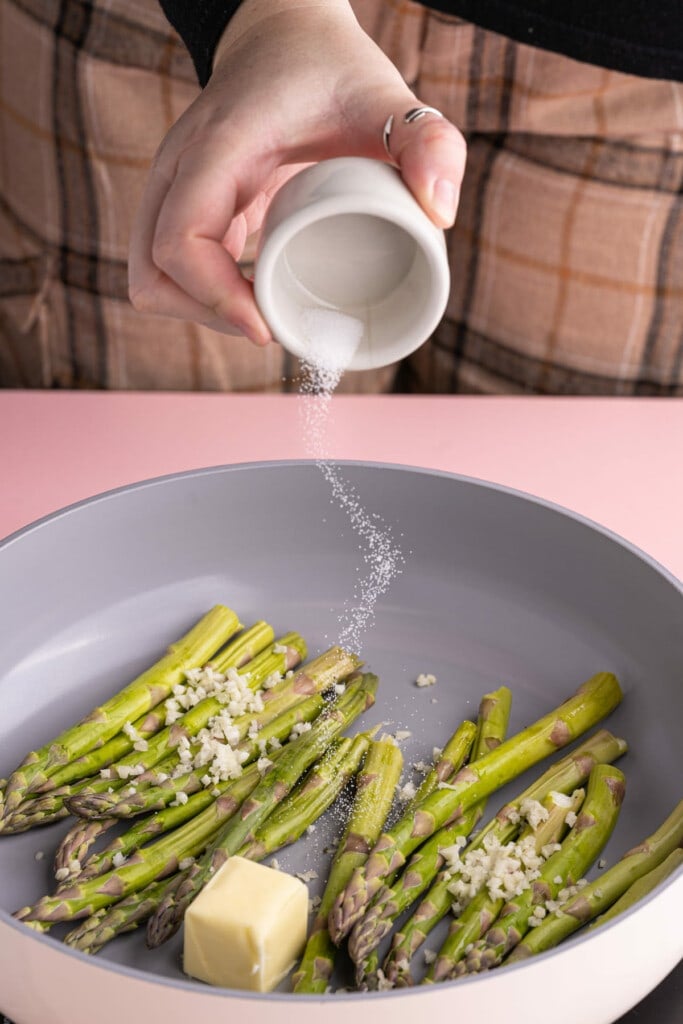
<box><xmin>384</xmin><ymin>105</ymin><xmax>467</xmax><ymax>229</ymax></box>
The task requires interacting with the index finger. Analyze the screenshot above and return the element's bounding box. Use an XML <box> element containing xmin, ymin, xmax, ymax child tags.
<box><xmin>144</xmin><ymin>146</ymin><xmax>273</xmax><ymax>344</ymax></box>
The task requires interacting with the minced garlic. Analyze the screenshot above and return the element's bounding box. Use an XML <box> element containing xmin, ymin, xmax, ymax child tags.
<box><xmin>397</xmin><ymin>780</ymin><xmax>417</xmax><ymax>802</ymax></box>
<box><xmin>444</xmin><ymin>832</ymin><xmax>548</xmax><ymax>907</ymax></box>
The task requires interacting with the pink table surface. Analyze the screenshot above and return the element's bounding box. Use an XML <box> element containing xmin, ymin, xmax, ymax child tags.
<box><xmin>0</xmin><ymin>392</ymin><xmax>681</xmax><ymax>581</ymax></box>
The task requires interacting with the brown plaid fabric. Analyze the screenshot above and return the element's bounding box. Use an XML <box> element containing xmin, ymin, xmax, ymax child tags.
<box><xmin>1</xmin><ymin>0</ymin><xmax>682</xmax><ymax>394</ymax></box>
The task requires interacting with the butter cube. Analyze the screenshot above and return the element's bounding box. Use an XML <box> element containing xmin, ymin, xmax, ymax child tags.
<box><xmin>183</xmin><ymin>856</ymin><xmax>309</xmax><ymax>992</ymax></box>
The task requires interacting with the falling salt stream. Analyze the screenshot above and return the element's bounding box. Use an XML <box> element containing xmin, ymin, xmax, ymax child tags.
<box><xmin>296</xmin><ymin>307</ymin><xmax>407</xmax><ymax>655</ymax></box>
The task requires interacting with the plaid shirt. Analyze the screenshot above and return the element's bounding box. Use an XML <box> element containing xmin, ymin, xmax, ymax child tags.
<box><xmin>0</xmin><ymin>0</ymin><xmax>681</xmax><ymax>394</ymax></box>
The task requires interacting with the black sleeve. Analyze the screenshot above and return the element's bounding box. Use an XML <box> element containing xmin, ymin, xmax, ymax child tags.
<box><xmin>427</xmin><ymin>1</ymin><xmax>683</xmax><ymax>81</ymax></box>
<box><xmin>159</xmin><ymin>1</ymin><xmax>244</xmax><ymax>86</ymax></box>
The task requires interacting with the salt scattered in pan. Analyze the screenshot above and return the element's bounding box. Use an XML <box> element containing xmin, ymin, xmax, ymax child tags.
<box><xmin>296</xmin><ymin>306</ymin><xmax>406</xmax><ymax>653</ymax></box>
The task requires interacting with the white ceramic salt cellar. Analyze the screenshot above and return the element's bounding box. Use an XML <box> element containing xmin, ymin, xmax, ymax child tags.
<box><xmin>254</xmin><ymin>158</ymin><xmax>450</xmax><ymax>371</ymax></box>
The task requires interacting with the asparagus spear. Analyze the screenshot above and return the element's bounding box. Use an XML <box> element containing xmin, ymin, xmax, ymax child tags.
<box><xmin>15</xmin><ymin>748</ymin><xmax>298</xmax><ymax>924</ymax></box>
<box><xmin>459</xmin><ymin>762</ymin><xmax>625</xmax><ymax>973</ymax></box>
<box><xmin>65</xmin><ymin>634</ymin><xmax>304</xmax><ymax>801</ymax></box>
<box><xmin>0</xmin><ymin>799</ymin><xmax>72</xmax><ymax>834</ymax></box>
<box><xmin>54</xmin><ymin>817</ymin><xmax>118</xmax><ymax>879</ymax></box>
<box><xmin>3</xmin><ymin>741</ymin><xmax>222</xmax><ymax>835</ymax></box>
<box><xmin>64</xmin><ymin>736</ymin><xmax>371</xmax><ymax>954</ymax></box>
<box><xmin>426</xmin><ymin>787</ymin><xmax>585</xmax><ymax>982</ymax></box>
<box><xmin>292</xmin><ymin>738</ymin><xmax>404</xmax><ymax>994</ymax></box>
<box><xmin>1</xmin><ymin>645</ymin><xmax>358</xmax><ymax>835</ymax></box>
<box><xmin>3</xmin><ymin>750</ymin><xmax>223</xmax><ymax>837</ymax></box>
<box><xmin>0</xmin><ymin>752</ymin><xmax>178</xmax><ymax>834</ymax></box>
<box><xmin>136</xmin><ymin>639</ymin><xmax>330</xmax><ymax>772</ymax></box>
<box><xmin>10</xmin><ymin>644</ymin><xmax>316</xmax><ymax>829</ymax></box>
<box><xmin>350</xmin><ymin>688</ymin><xmax>511</xmax><ymax>987</ymax></box>
<box><xmin>66</xmin><ymin>647</ymin><xmax>360</xmax><ymax>823</ymax></box>
<box><xmin>590</xmin><ymin>849</ymin><xmax>683</xmax><ymax>928</ymax></box>
<box><xmin>505</xmin><ymin>798</ymin><xmax>683</xmax><ymax>960</ymax></box>
<box><xmin>65</xmin><ymin>747</ymin><xmax>287</xmax><ymax>883</ymax></box>
<box><xmin>2</xmin><ymin>748</ymin><xmax>194</xmax><ymax>835</ymax></box>
<box><xmin>473</xmin><ymin>688</ymin><xmax>513</xmax><ymax>754</ymax></box>
<box><xmin>211</xmin><ymin>621</ymin><xmax>275</xmax><ymax>672</ymax></box>
<box><xmin>329</xmin><ymin>673</ymin><xmax>622</xmax><ymax>945</ymax></box>
<box><xmin>237</xmin><ymin>734</ymin><xmax>370</xmax><ymax>861</ymax></box>
<box><xmin>99</xmin><ymin>635</ymin><xmax>305</xmax><ymax>775</ymax></box>
<box><xmin>34</xmin><ymin>710</ymin><xmax>168</xmax><ymax>797</ymax></box>
<box><xmin>356</xmin><ymin>807</ymin><xmax>483</xmax><ymax>990</ymax></box>
<box><xmin>407</xmin><ymin>719</ymin><xmax>479</xmax><ymax>809</ymax></box>
<box><xmin>50</xmin><ymin>678</ymin><xmax>301</xmax><ymax>825</ymax></box>
<box><xmin>351</xmin><ymin>689</ymin><xmax>512</xmax><ymax>991</ymax></box>
<box><xmin>31</xmin><ymin>622</ymin><xmax>278</xmax><ymax>796</ymax></box>
<box><xmin>146</xmin><ymin>672</ymin><xmax>379</xmax><ymax>948</ymax></box>
<box><xmin>69</xmin><ymin>690</ymin><xmax>328</xmax><ymax>820</ymax></box>
<box><xmin>349</xmin><ymin>687</ymin><xmax>512</xmax><ymax>970</ymax></box>
<box><xmin>1</xmin><ymin>605</ymin><xmax>241</xmax><ymax>820</ymax></box>
<box><xmin>63</xmin><ymin>878</ymin><xmax>174</xmax><ymax>954</ymax></box>
<box><xmin>382</xmin><ymin>728</ymin><xmax>627</xmax><ymax>986</ymax></box>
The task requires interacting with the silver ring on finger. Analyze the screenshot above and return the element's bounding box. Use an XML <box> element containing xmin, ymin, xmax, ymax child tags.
<box><xmin>382</xmin><ymin>106</ymin><xmax>445</xmax><ymax>160</ymax></box>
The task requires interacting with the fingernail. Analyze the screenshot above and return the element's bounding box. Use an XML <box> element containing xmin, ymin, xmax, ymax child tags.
<box><xmin>431</xmin><ymin>178</ymin><xmax>458</xmax><ymax>226</ymax></box>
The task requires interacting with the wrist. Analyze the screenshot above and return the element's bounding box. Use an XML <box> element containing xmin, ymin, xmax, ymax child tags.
<box><xmin>213</xmin><ymin>0</ymin><xmax>356</xmax><ymax>72</ymax></box>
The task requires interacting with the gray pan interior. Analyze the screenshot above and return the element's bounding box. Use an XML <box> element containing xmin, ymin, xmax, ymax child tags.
<box><xmin>0</xmin><ymin>461</ymin><xmax>681</xmax><ymax>991</ymax></box>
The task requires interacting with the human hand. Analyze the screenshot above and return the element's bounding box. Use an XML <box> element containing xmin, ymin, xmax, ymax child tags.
<box><xmin>129</xmin><ymin>0</ymin><xmax>466</xmax><ymax>345</ymax></box>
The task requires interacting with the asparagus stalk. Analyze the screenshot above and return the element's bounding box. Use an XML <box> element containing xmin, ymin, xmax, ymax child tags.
<box><xmin>66</xmin><ymin>647</ymin><xmax>360</xmax><ymax>823</ymax></box>
<box><xmin>15</xmin><ymin>748</ymin><xmax>295</xmax><ymax>924</ymax></box>
<box><xmin>506</xmin><ymin>798</ymin><xmax>683</xmax><ymax>960</ymax></box>
<box><xmin>1</xmin><ymin>605</ymin><xmax>241</xmax><ymax>820</ymax></box>
<box><xmin>351</xmin><ymin>688</ymin><xmax>511</xmax><ymax>987</ymax></box>
<box><xmin>67</xmin><ymin>747</ymin><xmax>287</xmax><ymax>883</ymax></box>
<box><xmin>32</xmin><ymin>622</ymin><xmax>278</xmax><ymax>796</ymax></box>
<box><xmin>66</xmin><ymin>635</ymin><xmax>304</xmax><ymax>805</ymax></box>
<box><xmin>35</xmin><ymin>710</ymin><xmax>168</xmax><ymax>797</ymax></box>
<box><xmin>237</xmin><ymin>734</ymin><xmax>370</xmax><ymax>861</ymax></box>
<box><xmin>250</xmin><ymin>645</ymin><xmax>362</xmax><ymax>710</ymax></box>
<box><xmin>473</xmin><ymin>688</ymin><xmax>513</xmax><ymax>754</ymax></box>
<box><xmin>54</xmin><ymin>817</ymin><xmax>118</xmax><ymax>878</ymax></box>
<box><xmin>69</xmin><ymin>690</ymin><xmax>328</xmax><ymax>820</ymax></box>
<box><xmin>329</xmin><ymin>673</ymin><xmax>622</xmax><ymax>945</ymax></box>
<box><xmin>0</xmin><ymin>799</ymin><xmax>72</xmax><ymax>834</ymax></box>
<box><xmin>63</xmin><ymin>878</ymin><xmax>175</xmax><ymax>954</ymax></box>
<box><xmin>146</xmin><ymin>672</ymin><xmax>379</xmax><ymax>948</ymax></box>
<box><xmin>351</xmin><ymin>689</ymin><xmax>512</xmax><ymax>991</ymax></box>
<box><xmin>356</xmin><ymin>807</ymin><xmax>483</xmax><ymax>990</ymax></box>
<box><xmin>426</xmin><ymin>787</ymin><xmax>585</xmax><ymax>982</ymax></box>
<box><xmin>2</xmin><ymin>749</ymin><xmax>187</xmax><ymax>835</ymax></box>
<box><xmin>210</xmin><ymin>621</ymin><xmax>276</xmax><ymax>672</ymax></box>
<box><xmin>292</xmin><ymin>738</ymin><xmax>404</xmax><ymax>994</ymax></box>
<box><xmin>349</xmin><ymin>687</ymin><xmax>512</xmax><ymax>970</ymax></box>
<box><xmin>1</xmin><ymin>645</ymin><xmax>359</xmax><ymax>835</ymax></box>
<box><xmin>408</xmin><ymin>719</ymin><xmax>479</xmax><ymax>809</ymax></box>
<box><xmin>64</xmin><ymin>736</ymin><xmax>371</xmax><ymax>954</ymax></box>
<box><xmin>100</xmin><ymin>634</ymin><xmax>305</xmax><ymax>775</ymax></box>
<box><xmin>0</xmin><ymin>750</ymin><xmax>182</xmax><ymax>834</ymax></box>
<box><xmin>6</xmin><ymin>755</ymin><xmax>191</xmax><ymax>835</ymax></box>
<box><xmin>460</xmin><ymin>763</ymin><xmax>625</xmax><ymax>973</ymax></box>
<box><xmin>62</xmin><ymin>741</ymin><xmax>363</xmax><ymax>954</ymax></box>
<box><xmin>382</xmin><ymin>728</ymin><xmax>627</xmax><ymax>986</ymax></box>
<box><xmin>590</xmin><ymin>849</ymin><xmax>683</xmax><ymax>928</ymax></box>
